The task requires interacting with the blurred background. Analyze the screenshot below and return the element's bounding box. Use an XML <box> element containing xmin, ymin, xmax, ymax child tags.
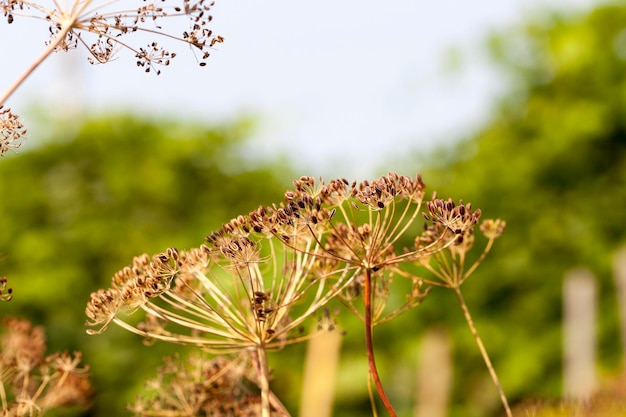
<box><xmin>1</xmin><ymin>0</ymin><xmax>626</xmax><ymax>416</ymax></box>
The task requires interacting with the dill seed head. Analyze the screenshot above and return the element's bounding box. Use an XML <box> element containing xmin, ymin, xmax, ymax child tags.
<box><xmin>85</xmin><ymin>171</ymin><xmax>501</xmax><ymax>342</ymax></box>
<box><xmin>281</xmin><ymin>173</ymin><xmax>486</xmax><ymax>324</ymax></box>
<box><xmin>86</xmin><ymin>204</ymin><xmax>352</xmax><ymax>351</ymax></box>
<box><xmin>1</xmin><ymin>318</ymin><xmax>91</xmax><ymax>416</ymax></box>
<box><xmin>85</xmin><ymin>248</ymin><xmax>180</xmax><ymax>334</ymax></box>
<box><xmin>85</xmin><ymin>288</ymin><xmax>122</xmax><ymax>333</ymax></box>
<box><xmin>128</xmin><ymin>351</ymin><xmax>267</xmax><ymax>416</ymax></box>
<box><xmin>415</xmin><ymin>211</ymin><xmax>505</xmax><ymax>289</ymax></box>
<box><xmin>0</xmin><ymin>106</ymin><xmax>26</xmax><ymax>156</ymax></box>
<box><xmin>480</xmin><ymin>218</ymin><xmax>507</xmax><ymax>239</ymax></box>
<box><xmin>424</xmin><ymin>198</ymin><xmax>481</xmax><ymax>235</ymax></box>
<box><xmin>289</xmin><ymin>173</ymin><xmax>432</xmax><ymax>323</ymax></box>
<box><xmin>2</xmin><ymin>0</ymin><xmax>223</xmax><ymax>72</ymax></box>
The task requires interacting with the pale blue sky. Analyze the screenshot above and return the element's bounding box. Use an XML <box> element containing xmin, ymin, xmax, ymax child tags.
<box><xmin>1</xmin><ymin>0</ymin><xmax>596</xmax><ymax>178</ymax></box>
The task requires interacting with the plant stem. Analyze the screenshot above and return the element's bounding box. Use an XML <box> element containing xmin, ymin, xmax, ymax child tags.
<box><xmin>453</xmin><ymin>286</ymin><xmax>513</xmax><ymax>417</ymax></box>
<box><xmin>256</xmin><ymin>345</ymin><xmax>272</xmax><ymax>417</ymax></box>
<box><xmin>364</xmin><ymin>269</ymin><xmax>397</xmax><ymax>417</ymax></box>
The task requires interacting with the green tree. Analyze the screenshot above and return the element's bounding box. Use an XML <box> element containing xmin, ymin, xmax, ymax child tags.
<box><xmin>0</xmin><ymin>114</ymin><xmax>292</xmax><ymax>416</ymax></box>
<box><xmin>393</xmin><ymin>3</ymin><xmax>626</xmax><ymax>416</ymax></box>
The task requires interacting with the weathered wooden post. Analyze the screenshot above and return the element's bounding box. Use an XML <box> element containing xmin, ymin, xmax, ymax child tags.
<box><xmin>563</xmin><ymin>268</ymin><xmax>597</xmax><ymax>401</ymax></box>
<box><xmin>414</xmin><ymin>327</ymin><xmax>452</xmax><ymax>417</ymax></box>
<box><xmin>300</xmin><ymin>331</ymin><xmax>342</xmax><ymax>417</ymax></box>
<box><xmin>613</xmin><ymin>246</ymin><xmax>626</xmax><ymax>362</ymax></box>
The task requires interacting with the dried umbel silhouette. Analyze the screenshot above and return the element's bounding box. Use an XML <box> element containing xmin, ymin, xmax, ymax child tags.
<box><xmin>299</xmin><ymin>174</ymin><xmax>497</xmax><ymax>416</ymax></box>
<box><xmin>85</xmin><ymin>187</ymin><xmax>354</xmax><ymax>416</ymax></box>
<box><xmin>415</xmin><ymin>208</ymin><xmax>511</xmax><ymax>416</ymax></box>
<box><xmin>516</xmin><ymin>373</ymin><xmax>626</xmax><ymax>417</ymax></box>
<box><xmin>0</xmin><ymin>107</ymin><xmax>26</xmax><ymax>157</ymax></box>
<box><xmin>0</xmin><ymin>317</ymin><xmax>91</xmax><ymax>416</ymax></box>
<box><xmin>85</xmin><ymin>172</ymin><xmax>507</xmax><ymax>417</ymax></box>
<box><xmin>0</xmin><ymin>0</ymin><xmax>223</xmax><ymax>146</ymax></box>
<box><xmin>129</xmin><ymin>351</ymin><xmax>288</xmax><ymax>417</ymax></box>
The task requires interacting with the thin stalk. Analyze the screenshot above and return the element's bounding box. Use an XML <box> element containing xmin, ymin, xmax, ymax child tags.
<box><xmin>251</xmin><ymin>348</ymin><xmax>291</xmax><ymax>416</ymax></box>
<box><xmin>367</xmin><ymin>372</ymin><xmax>380</xmax><ymax>417</ymax></box>
<box><xmin>453</xmin><ymin>286</ymin><xmax>513</xmax><ymax>417</ymax></box>
<box><xmin>256</xmin><ymin>345</ymin><xmax>272</xmax><ymax>417</ymax></box>
<box><xmin>364</xmin><ymin>269</ymin><xmax>397</xmax><ymax>417</ymax></box>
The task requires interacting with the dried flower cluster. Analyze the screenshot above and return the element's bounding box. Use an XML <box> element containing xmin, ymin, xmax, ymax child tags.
<box><xmin>85</xmin><ymin>172</ymin><xmax>506</xmax><ymax>417</ymax></box>
<box><xmin>129</xmin><ymin>351</ymin><xmax>285</xmax><ymax>417</ymax></box>
<box><xmin>415</xmin><ymin>199</ymin><xmax>505</xmax><ymax>289</ymax></box>
<box><xmin>85</xmin><ymin>222</ymin><xmax>349</xmax><ymax>352</ymax></box>
<box><xmin>85</xmin><ymin>173</ymin><xmax>480</xmax><ymax>347</ymax></box>
<box><xmin>0</xmin><ymin>107</ymin><xmax>26</xmax><ymax>156</ymax></box>
<box><xmin>1</xmin><ymin>1</ymin><xmax>224</xmax><ymax>146</ymax></box>
<box><xmin>0</xmin><ymin>318</ymin><xmax>91</xmax><ymax>416</ymax></box>
<box><xmin>1</xmin><ymin>0</ymin><xmax>223</xmax><ymax>73</ymax></box>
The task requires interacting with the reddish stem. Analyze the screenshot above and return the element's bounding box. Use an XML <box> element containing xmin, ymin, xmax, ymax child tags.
<box><xmin>364</xmin><ymin>269</ymin><xmax>398</xmax><ymax>417</ymax></box>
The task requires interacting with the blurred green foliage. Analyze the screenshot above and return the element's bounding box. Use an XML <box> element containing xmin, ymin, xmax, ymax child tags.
<box><xmin>0</xmin><ymin>114</ymin><xmax>293</xmax><ymax>416</ymax></box>
<box><xmin>391</xmin><ymin>2</ymin><xmax>626</xmax><ymax>416</ymax></box>
<box><xmin>3</xmin><ymin>2</ymin><xmax>626</xmax><ymax>417</ymax></box>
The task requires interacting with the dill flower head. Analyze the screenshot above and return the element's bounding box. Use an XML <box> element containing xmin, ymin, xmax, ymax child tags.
<box><xmin>128</xmin><ymin>351</ymin><xmax>277</xmax><ymax>417</ymax></box>
<box><xmin>86</xmin><ymin>172</ymin><xmax>491</xmax><ymax>338</ymax></box>
<box><xmin>84</xmin><ymin>172</ymin><xmax>505</xmax><ymax>417</ymax></box>
<box><xmin>288</xmin><ymin>173</ymin><xmax>445</xmax><ymax>324</ymax></box>
<box><xmin>0</xmin><ymin>318</ymin><xmax>91</xmax><ymax>417</ymax></box>
<box><xmin>1</xmin><ymin>0</ymin><xmax>223</xmax><ymax>73</ymax></box>
<box><xmin>86</xmin><ymin>202</ymin><xmax>351</xmax><ymax>352</ymax></box>
<box><xmin>416</xmin><ymin>202</ymin><xmax>506</xmax><ymax>288</ymax></box>
<box><xmin>284</xmin><ymin>173</ymin><xmax>496</xmax><ymax>324</ymax></box>
<box><xmin>0</xmin><ymin>106</ymin><xmax>26</xmax><ymax>156</ymax></box>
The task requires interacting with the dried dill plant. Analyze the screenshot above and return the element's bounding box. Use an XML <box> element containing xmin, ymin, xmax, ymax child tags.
<box><xmin>274</xmin><ymin>174</ymin><xmax>507</xmax><ymax>416</ymax></box>
<box><xmin>414</xmin><ymin>208</ymin><xmax>511</xmax><ymax>416</ymax></box>
<box><xmin>129</xmin><ymin>351</ymin><xmax>287</xmax><ymax>417</ymax></box>
<box><xmin>0</xmin><ymin>106</ymin><xmax>26</xmax><ymax>157</ymax></box>
<box><xmin>85</xmin><ymin>194</ymin><xmax>354</xmax><ymax>416</ymax></box>
<box><xmin>278</xmin><ymin>173</ymin><xmax>486</xmax><ymax>416</ymax></box>
<box><xmin>0</xmin><ymin>317</ymin><xmax>91</xmax><ymax>416</ymax></box>
<box><xmin>85</xmin><ymin>172</ymin><xmax>507</xmax><ymax>417</ymax></box>
<box><xmin>0</xmin><ymin>0</ymin><xmax>223</xmax><ymax>142</ymax></box>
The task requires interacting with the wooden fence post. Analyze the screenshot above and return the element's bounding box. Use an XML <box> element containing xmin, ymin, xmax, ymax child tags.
<box><xmin>414</xmin><ymin>326</ymin><xmax>452</xmax><ymax>417</ymax></box>
<box><xmin>613</xmin><ymin>246</ymin><xmax>626</xmax><ymax>362</ymax></box>
<box><xmin>563</xmin><ymin>268</ymin><xmax>597</xmax><ymax>401</ymax></box>
<box><xmin>299</xmin><ymin>331</ymin><xmax>342</xmax><ymax>417</ymax></box>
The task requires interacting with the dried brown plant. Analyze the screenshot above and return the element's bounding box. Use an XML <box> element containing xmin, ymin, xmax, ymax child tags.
<box><xmin>284</xmin><ymin>173</ymin><xmax>486</xmax><ymax>416</ymax></box>
<box><xmin>85</xmin><ymin>172</ymin><xmax>506</xmax><ymax>417</ymax></box>
<box><xmin>85</xmin><ymin>194</ymin><xmax>353</xmax><ymax>415</ymax></box>
<box><xmin>129</xmin><ymin>351</ymin><xmax>288</xmax><ymax>417</ymax></box>
<box><xmin>0</xmin><ymin>0</ymin><xmax>223</xmax><ymax>146</ymax></box>
<box><xmin>0</xmin><ymin>317</ymin><xmax>91</xmax><ymax>416</ymax></box>
<box><xmin>413</xmin><ymin>204</ymin><xmax>510</xmax><ymax>416</ymax></box>
<box><xmin>0</xmin><ymin>107</ymin><xmax>26</xmax><ymax>157</ymax></box>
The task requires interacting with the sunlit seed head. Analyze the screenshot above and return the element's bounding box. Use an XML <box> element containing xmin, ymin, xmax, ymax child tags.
<box><xmin>4</xmin><ymin>0</ymin><xmax>222</xmax><ymax>72</ymax></box>
<box><xmin>0</xmin><ymin>317</ymin><xmax>91</xmax><ymax>413</ymax></box>
<box><xmin>480</xmin><ymin>219</ymin><xmax>507</xmax><ymax>239</ymax></box>
<box><xmin>0</xmin><ymin>106</ymin><xmax>26</xmax><ymax>156</ymax></box>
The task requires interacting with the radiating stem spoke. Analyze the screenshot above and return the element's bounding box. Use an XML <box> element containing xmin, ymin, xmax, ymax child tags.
<box><xmin>255</xmin><ymin>346</ymin><xmax>272</xmax><ymax>417</ymax></box>
<box><xmin>453</xmin><ymin>287</ymin><xmax>513</xmax><ymax>417</ymax></box>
